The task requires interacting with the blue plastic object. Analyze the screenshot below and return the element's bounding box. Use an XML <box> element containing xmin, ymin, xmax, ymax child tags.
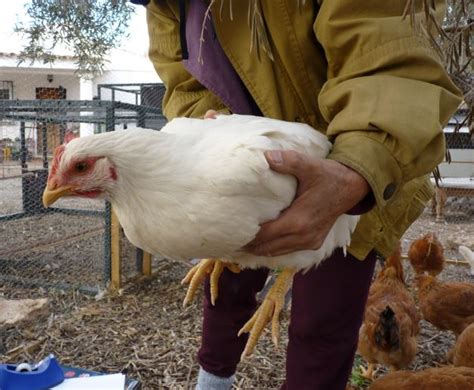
<box><xmin>0</xmin><ymin>354</ymin><xmax>64</xmax><ymax>390</ymax></box>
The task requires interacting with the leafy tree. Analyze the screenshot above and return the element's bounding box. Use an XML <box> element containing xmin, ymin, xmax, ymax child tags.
<box><xmin>404</xmin><ymin>0</ymin><xmax>472</xmax><ymax>132</ymax></box>
<box><xmin>15</xmin><ymin>0</ymin><xmax>134</xmax><ymax>77</ymax></box>
<box><xmin>440</xmin><ymin>1</ymin><xmax>472</xmax><ymax>113</ymax></box>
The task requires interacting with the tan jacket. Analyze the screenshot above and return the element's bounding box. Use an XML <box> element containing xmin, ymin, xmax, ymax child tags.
<box><xmin>145</xmin><ymin>0</ymin><xmax>462</xmax><ymax>259</ymax></box>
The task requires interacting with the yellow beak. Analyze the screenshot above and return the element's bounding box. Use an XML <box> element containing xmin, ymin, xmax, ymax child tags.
<box><xmin>42</xmin><ymin>185</ymin><xmax>74</xmax><ymax>208</ymax></box>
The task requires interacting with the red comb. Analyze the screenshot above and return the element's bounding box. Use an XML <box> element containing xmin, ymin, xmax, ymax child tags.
<box><xmin>64</xmin><ymin>131</ymin><xmax>76</xmax><ymax>144</ymax></box>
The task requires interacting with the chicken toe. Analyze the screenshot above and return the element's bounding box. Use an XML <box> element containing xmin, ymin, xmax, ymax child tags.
<box><xmin>360</xmin><ymin>363</ymin><xmax>377</xmax><ymax>380</ymax></box>
<box><xmin>181</xmin><ymin>259</ymin><xmax>240</xmax><ymax>307</ymax></box>
<box><xmin>238</xmin><ymin>267</ymin><xmax>295</xmax><ymax>359</ymax></box>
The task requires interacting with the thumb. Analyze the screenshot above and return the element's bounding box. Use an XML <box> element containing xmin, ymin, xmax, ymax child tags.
<box><xmin>264</xmin><ymin>150</ymin><xmax>310</xmax><ymax>179</ymax></box>
<box><xmin>203</xmin><ymin>109</ymin><xmax>218</xmax><ymax>119</ymax></box>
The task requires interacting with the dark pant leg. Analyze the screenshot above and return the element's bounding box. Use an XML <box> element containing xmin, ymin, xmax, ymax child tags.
<box><xmin>282</xmin><ymin>249</ymin><xmax>376</xmax><ymax>390</ymax></box>
<box><xmin>197</xmin><ymin>267</ymin><xmax>269</xmax><ymax>377</ymax></box>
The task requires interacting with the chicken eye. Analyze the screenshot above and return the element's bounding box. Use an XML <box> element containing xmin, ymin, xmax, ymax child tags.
<box><xmin>75</xmin><ymin>162</ymin><xmax>88</xmax><ymax>173</ymax></box>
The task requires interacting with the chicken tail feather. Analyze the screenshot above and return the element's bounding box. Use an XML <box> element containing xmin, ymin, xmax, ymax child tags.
<box><xmin>374</xmin><ymin>306</ymin><xmax>400</xmax><ymax>351</ymax></box>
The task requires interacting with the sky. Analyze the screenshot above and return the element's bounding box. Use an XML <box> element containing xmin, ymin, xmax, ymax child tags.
<box><xmin>0</xmin><ymin>1</ymin><xmax>150</xmax><ymax>55</ymax></box>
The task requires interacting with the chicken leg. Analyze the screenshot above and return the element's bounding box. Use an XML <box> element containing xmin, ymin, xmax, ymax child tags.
<box><xmin>238</xmin><ymin>267</ymin><xmax>296</xmax><ymax>359</ymax></box>
<box><xmin>181</xmin><ymin>258</ymin><xmax>240</xmax><ymax>306</ymax></box>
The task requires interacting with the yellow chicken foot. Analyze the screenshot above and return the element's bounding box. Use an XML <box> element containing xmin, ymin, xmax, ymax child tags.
<box><xmin>238</xmin><ymin>267</ymin><xmax>296</xmax><ymax>359</ymax></box>
<box><xmin>181</xmin><ymin>258</ymin><xmax>240</xmax><ymax>307</ymax></box>
<box><xmin>360</xmin><ymin>363</ymin><xmax>377</xmax><ymax>380</ymax></box>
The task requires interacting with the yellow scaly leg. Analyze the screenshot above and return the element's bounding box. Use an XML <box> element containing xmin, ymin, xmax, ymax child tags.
<box><xmin>238</xmin><ymin>267</ymin><xmax>296</xmax><ymax>359</ymax></box>
<box><xmin>181</xmin><ymin>258</ymin><xmax>240</xmax><ymax>307</ymax></box>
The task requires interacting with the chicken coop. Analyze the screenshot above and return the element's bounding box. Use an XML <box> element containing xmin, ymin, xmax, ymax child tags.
<box><xmin>0</xmin><ymin>83</ymin><xmax>167</xmax><ymax>294</ymax></box>
<box><xmin>432</xmin><ymin>108</ymin><xmax>473</xmax><ymax>223</ymax></box>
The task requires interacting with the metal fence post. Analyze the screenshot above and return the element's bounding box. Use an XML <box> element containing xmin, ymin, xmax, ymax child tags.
<box><xmin>41</xmin><ymin>124</ymin><xmax>48</xmax><ymax>169</ymax></box>
<box><xmin>103</xmin><ymin>105</ymin><xmax>116</xmax><ymax>286</ymax></box>
<box><xmin>20</xmin><ymin>121</ymin><xmax>27</xmax><ymax>174</ymax></box>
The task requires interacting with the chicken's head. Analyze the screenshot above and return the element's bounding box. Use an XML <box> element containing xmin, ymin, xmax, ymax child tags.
<box><xmin>42</xmin><ymin>140</ymin><xmax>117</xmax><ymax>207</ymax></box>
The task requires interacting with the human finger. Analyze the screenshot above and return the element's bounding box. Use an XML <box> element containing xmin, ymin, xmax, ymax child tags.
<box><xmin>247</xmin><ymin>195</ymin><xmax>316</xmax><ymax>245</ymax></box>
<box><xmin>245</xmin><ymin>234</ymin><xmax>308</xmax><ymax>257</ymax></box>
<box><xmin>264</xmin><ymin>150</ymin><xmax>314</xmax><ymax>182</ymax></box>
<box><xmin>204</xmin><ymin>109</ymin><xmax>219</xmax><ymax>119</ymax></box>
<box><xmin>244</xmin><ymin>210</ymin><xmax>300</xmax><ymax>248</ymax></box>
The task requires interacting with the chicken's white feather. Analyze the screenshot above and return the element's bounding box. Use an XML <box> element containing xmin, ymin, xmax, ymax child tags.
<box><xmin>458</xmin><ymin>246</ymin><xmax>474</xmax><ymax>276</ymax></box>
<box><xmin>61</xmin><ymin>114</ymin><xmax>358</xmax><ymax>270</ymax></box>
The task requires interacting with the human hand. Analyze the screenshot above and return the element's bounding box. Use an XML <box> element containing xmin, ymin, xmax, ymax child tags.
<box><xmin>244</xmin><ymin>150</ymin><xmax>370</xmax><ymax>257</ymax></box>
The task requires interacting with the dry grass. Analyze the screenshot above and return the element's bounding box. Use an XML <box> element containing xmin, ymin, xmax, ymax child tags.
<box><xmin>0</xmin><ymin>260</ymin><xmax>289</xmax><ymax>389</ymax></box>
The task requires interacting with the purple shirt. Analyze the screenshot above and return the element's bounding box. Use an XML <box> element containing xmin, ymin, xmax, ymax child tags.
<box><xmin>183</xmin><ymin>0</ymin><xmax>261</xmax><ymax>116</ymax></box>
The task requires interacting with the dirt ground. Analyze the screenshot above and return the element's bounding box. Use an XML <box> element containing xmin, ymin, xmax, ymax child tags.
<box><xmin>0</xmin><ymin>202</ymin><xmax>473</xmax><ymax>389</ymax></box>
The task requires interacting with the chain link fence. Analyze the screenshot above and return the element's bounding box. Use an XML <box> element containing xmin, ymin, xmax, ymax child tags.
<box><xmin>0</xmin><ymin>83</ymin><xmax>167</xmax><ymax>294</ymax></box>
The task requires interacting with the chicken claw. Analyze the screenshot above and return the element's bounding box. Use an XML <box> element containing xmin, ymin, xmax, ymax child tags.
<box><xmin>238</xmin><ymin>267</ymin><xmax>295</xmax><ymax>359</ymax></box>
<box><xmin>360</xmin><ymin>363</ymin><xmax>377</xmax><ymax>380</ymax></box>
<box><xmin>181</xmin><ymin>259</ymin><xmax>240</xmax><ymax>307</ymax></box>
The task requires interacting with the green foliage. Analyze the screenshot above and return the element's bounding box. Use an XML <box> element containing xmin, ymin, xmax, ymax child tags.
<box><xmin>349</xmin><ymin>356</ymin><xmax>372</xmax><ymax>390</ymax></box>
<box><xmin>15</xmin><ymin>0</ymin><xmax>135</xmax><ymax>77</ymax></box>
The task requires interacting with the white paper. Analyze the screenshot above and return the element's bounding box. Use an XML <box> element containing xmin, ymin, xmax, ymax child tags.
<box><xmin>50</xmin><ymin>373</ymin><xmax>125</xmax><ymax>390</ymax></box>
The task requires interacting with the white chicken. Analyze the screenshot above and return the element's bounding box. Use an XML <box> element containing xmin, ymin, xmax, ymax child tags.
<box><xmin>42</xmin><ymin>114</ymin><xmax>359</xmax><ymax>357</ymax></box>
<box><xmin>459</xmin><ymin>246</ymin><xmax>474</xmax><ymax>276</ymax></box>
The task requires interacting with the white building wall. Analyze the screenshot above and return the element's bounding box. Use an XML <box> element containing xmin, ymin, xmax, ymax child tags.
<box><xmin>0</xmin><ymin>69</ymin><xmax>81</xmax><ymax>142</ymax></box>
<box><xmin>0</xmin><ymin>70</ymin><xmax>80</xmax><ymax>100</ymax></box>
<box><xmin>79</xmin><ymin>78</ymin><xmax>95</xmax><ymax>137</ymax></box>
<box><xmin>439</xmin><ymin>150</ymin><xmax>474</xmax><ymax>178</ymax></box>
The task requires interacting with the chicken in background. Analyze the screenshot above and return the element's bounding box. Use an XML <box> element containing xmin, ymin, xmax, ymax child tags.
<box><xmin>368</xmin><ymin>366</ymin><xmax>474</xmax><ymax>390</ymax></box>
<box><xmin>458</xmin><ymin>245</ymin><xmax>474</xmax><ymax>277</ymax></box>
<box><xmin>408</xmin><ymin>233</ymin><xmax>445</xmax><ymax>276</ymax></box>
<box><xmin>415</xmin><ymin>273</ymin><xmax>474</xmax><ymax>336</ymax></box>
<box><xmin>358</xmin><ymin>244</ymin><xmax>420</xmax><ymax>380</ymax></box>
<box><xmin>449</xmin><ymin>322</ymin><xmax>474</xmax><ymax>368</ymax></box>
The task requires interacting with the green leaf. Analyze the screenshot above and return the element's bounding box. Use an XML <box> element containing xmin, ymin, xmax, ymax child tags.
<box><xmin>15</xmin><ymin>0</ymin><xmax>135</xmax><ymax>77</ymax></box>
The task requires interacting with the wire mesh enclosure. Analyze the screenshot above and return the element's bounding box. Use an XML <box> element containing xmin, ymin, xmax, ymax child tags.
<box><xmin>432</xmin><ymin>108</ymin><xmax>473</xmax><ymax>223</ymax></box>
<box><xmin>0</xmin><ymin>83</ymin><xmax>167</xmax><ymax>294</ymax></box>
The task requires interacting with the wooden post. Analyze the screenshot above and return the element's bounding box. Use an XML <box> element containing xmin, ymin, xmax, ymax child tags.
<box><xmin>142</xmin><ymin>252</ymin><xmax>152</xmax><ymax>276</ymax></box>
<box><xmin>435</xmin><ymin>187</ymin><xmax>447</xmax><ymax>221</ymax></box>
<box><xmin>110</xmin><ymin>208</ymin><xmax>121</xmax><ymax>290</ymax></box>
<box><xmin>402</xmin><ymin>255</ymin><xmax>468</xmax><ymax>266</ymax></box>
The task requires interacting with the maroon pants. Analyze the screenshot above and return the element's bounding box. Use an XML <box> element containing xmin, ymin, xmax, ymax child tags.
<box><xmin>197</xmin><ymin>249</ymin><xmax>377</xmax><ymax>390</ymax></box>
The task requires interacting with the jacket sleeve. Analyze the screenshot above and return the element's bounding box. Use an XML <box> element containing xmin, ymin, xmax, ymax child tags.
<box><xmin>314</xmin><ymin>0</ymin><xmax>462</xmax><ymax>207</ymax></box>
<box><xmin>146</xmin><ymin>0</ymin><xmax>229</xmax><ymax>119</ymax></box>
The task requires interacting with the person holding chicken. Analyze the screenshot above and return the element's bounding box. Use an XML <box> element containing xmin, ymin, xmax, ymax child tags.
<box><xmin>134</xmin><ymin>1</ymin><xmax>462</xmax><ymax>389</ymax></box>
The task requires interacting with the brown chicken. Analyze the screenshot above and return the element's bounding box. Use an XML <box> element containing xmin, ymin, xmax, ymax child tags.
<box><xmin>358</xmin><ymin>245</ymin><xmax>420</xmax><ymax>379</ymax></box>
<box><xmin>415</xmin><ymin>274</ymin><xmax>474</xmax><ymax>336</ymax></box>
<box><xmin>368</xmin><ymin>366</ymin><xmax>474</xmax><ymax>390</ymax></box>
<box><xmin>408</xmin><ymin>233</ymin><xmax>445</xmax><ymax>276</ymax></box>
<box><xmin>450</xmin><ymin>323</ymin><xmax>474</xmax><ymax>368</ymax></box>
